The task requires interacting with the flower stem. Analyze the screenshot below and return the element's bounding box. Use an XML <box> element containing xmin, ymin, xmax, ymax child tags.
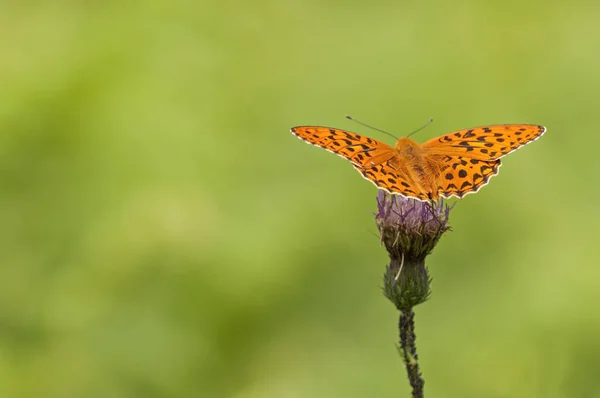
<box><xmin>399</xmin><ymin>309</ymin><xmax>424</xmax><ymax>398</ymax></box>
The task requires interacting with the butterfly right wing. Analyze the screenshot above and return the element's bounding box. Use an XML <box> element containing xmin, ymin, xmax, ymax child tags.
<box><xmin>422</xmin><ymin>124</ymin><xmax>546</xmax><ymax>160</ymax></box>
<box><xmin>426</xmin><ymin>154</ymin><xmax>502</xmax><ymax>199</ymax></box>
<box><xmin>291</xmin><ymin>126</ymin><xmax>396</xmax><ymax>168</ymax></box>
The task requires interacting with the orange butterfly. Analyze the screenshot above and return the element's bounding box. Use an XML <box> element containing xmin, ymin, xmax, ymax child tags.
<box><xmin>291</xmin><ymin>123</ymin><xmax>545</xmax><ymax>201</ymax></box>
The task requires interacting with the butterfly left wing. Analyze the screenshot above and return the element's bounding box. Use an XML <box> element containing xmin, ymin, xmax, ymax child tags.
<box><xmin>291</xmin><ymin>126</ymin><xmax>396</xmax><ymax>168</ymax></box>
<box><xmin>422</xmin><ymin>124</ymin><xmax>546</xmax><ymax>161</ymax></box>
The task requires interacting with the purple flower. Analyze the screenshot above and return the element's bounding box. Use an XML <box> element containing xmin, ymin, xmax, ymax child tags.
<box><xmin>375</xmin><ymin>191</ymin><xmax>452</xmax><ymax>311</ymax></box>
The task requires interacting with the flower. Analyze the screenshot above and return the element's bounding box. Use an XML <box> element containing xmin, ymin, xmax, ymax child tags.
<box><xmin>375</xmin><ymin>191</ymin><xmax>452</xmax><ymax>311</ymax></box>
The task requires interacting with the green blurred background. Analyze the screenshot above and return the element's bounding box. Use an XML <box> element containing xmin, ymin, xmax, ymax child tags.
<box><xmin>1</xmin><ymin>1</ymin><xmax>599</xmax><ymax>397</ymax></box>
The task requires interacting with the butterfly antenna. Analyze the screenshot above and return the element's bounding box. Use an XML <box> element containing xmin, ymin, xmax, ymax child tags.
<box><xmin>345</xmin><ymin>115</ymin><xmax>399</xmax><ymax>140</ymax></box>
<box><xmin>406</xmin><ymin>118</ymin><xmax>434</xmax><ymax>138</ymax></box>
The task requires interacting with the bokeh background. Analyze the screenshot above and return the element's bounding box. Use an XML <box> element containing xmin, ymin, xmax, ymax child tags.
<box><xmin>1</xmin><ymin>1</ymin><xmax>599</xmax><ymax>397</ymax></box>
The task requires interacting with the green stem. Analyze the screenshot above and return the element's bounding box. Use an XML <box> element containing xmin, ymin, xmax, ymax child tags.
<box><xmin>399</xmin><ymin>309</ymin><xmax>424</xmax><ymax>398</ymax></box>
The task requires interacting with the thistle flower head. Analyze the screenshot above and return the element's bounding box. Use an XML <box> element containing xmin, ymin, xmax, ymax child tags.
<box><xmin>375</xmin><ymin>191</ymin><xmax>452</xmax><ymax>311</ymax></box>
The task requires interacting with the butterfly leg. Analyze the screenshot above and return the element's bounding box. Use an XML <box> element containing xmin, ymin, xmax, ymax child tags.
<box><xmin>428</xmin><ymin>195</ymin><xmax>436</xmax><ymax>206</ymax></box>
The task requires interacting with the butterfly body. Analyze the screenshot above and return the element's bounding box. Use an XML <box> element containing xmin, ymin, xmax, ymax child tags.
<box><xmin>291</xmin><ymin>124</ymin><xmax>545</xmax><ymax>201</ymax></box>
<box><xmin>384</xmin><ymin>139</ymin><xmax>439</xmax><ymax>200</ymax></box>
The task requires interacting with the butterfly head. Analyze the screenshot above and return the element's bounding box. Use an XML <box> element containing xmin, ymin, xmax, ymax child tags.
<box><xmin>394</xmin><ymin>137</ymin><xmax>421</xmax><ymax>155</ymax></box>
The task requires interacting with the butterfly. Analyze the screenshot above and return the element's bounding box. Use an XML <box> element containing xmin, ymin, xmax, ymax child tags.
<box><xmin>291</xmin><ymin>123</ymin><xmax>546</xmax><ymax>201</ymax></box>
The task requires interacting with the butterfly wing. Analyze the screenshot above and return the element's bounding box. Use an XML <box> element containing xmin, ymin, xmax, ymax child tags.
<box><xmin>422</xmin><ymin>124</ymin><xmax>546</xmax><ymax>161</ymax></box>
<box><xmin>291</xmin><ymin>126</ymin><xmax>430</xmax><ymax>200</ymax></box>
<box><xmin>291</xmin><ymin>126</ymin><xmax>396</xmax><ymax>168</ymax></box>
<box><xmin>430</xmin><ymin>154</ymin><xmax>502</xmax><ymax>199</ymax></box>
